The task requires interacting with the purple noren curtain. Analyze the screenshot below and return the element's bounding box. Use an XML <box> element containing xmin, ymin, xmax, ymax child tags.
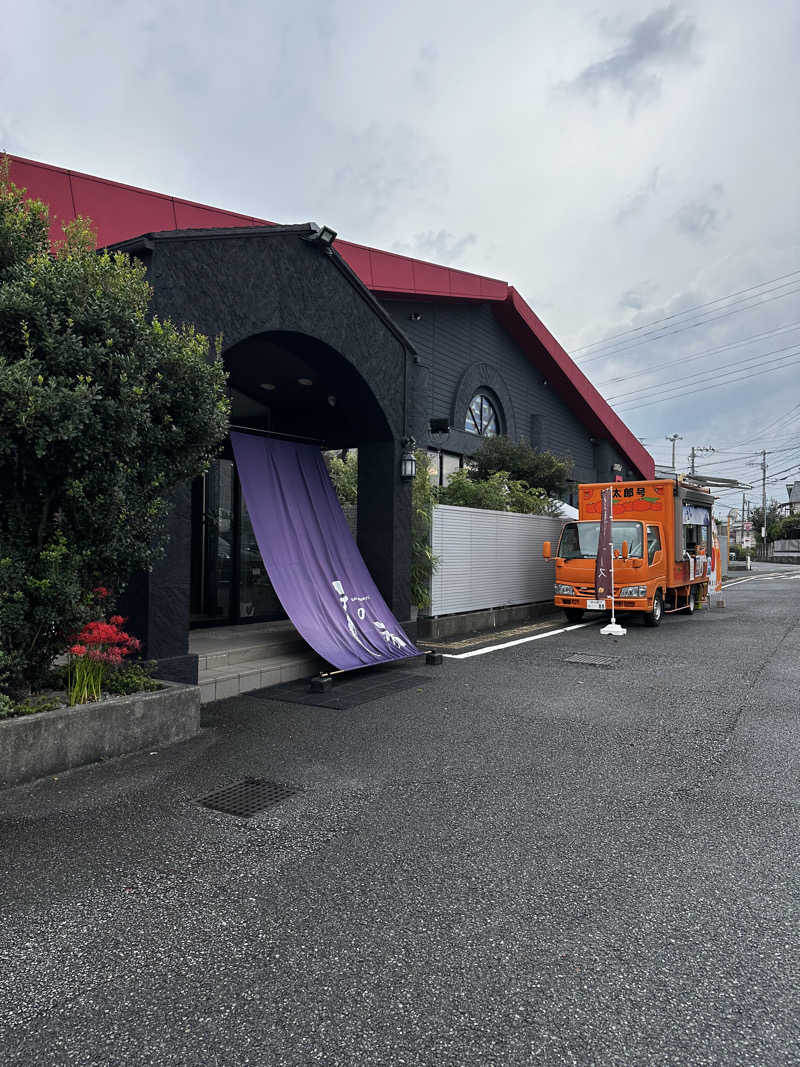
<box><xmin>231</xmin><ymin>432</ymin><xmax>418</xmax><ymax>670</ymax></box>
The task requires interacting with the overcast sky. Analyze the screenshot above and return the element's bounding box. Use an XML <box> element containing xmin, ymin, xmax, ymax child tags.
<box><xmin>2</xmin><ymin>0</ymin><xmax>798</xmax><ymax>514</ymax></box>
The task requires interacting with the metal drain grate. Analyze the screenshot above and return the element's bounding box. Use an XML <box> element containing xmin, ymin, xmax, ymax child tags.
<box><xmin>565</xmin><ymin>653</ymin><xmax>617</xmax><ymax>668</ymax></box>
<box><xmin>197</xmin><ymin>778</ymin><xmax>300</xmax><ymax>818</ymax></box>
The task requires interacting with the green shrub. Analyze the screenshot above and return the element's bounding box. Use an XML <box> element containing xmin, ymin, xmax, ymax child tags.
<box><xmin>325</xmin><ymin>450</ymin><xmax>358</xmax><ymax>507</ymax></box>
<box><xmin>468</xmin><ymin>435</ymin><xmax>573</xmax><ymax>493</ymax></box>
<box><xmin>0</xmin><ymin>692</ymin><xmax>61</xmax><ymax>720</ymax></box>
<box><xmin>411</xmin><ymin>450</ymin><xmax>438</xmax><ymax>610</ymax></box>
<box><xmin>437</xmin><ymin>469</ymin><xmax>561</xmax><ymax>515</ymax></box>
<box><xmin>103</xmin><ymin>662</ymin><xmax>163</xmax><ymax>696</ymax></box>
<box><xmin>0</xmin><ymin>157</ymin><xmax>230</xmax><ymax>698</ymax></box>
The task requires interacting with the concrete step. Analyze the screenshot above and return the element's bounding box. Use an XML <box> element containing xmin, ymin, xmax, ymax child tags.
<box><xmin>196</xmin><ymin>635</ymin><xmax>309</xmax><ymax>673</ymax></box>
<box><xmin>198</xmin><ymin>652</ymin><xmax>325</xmax><ymax>705</ymax></box>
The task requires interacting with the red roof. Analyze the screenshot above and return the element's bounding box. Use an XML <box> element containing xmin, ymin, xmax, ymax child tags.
<box><xmin>7</xmin><ymin>153</ymin><xmax>653</xmax><ymax>477</ymax></box>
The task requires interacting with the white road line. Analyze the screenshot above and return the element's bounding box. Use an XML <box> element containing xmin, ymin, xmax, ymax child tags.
<box><xmin>725</xmin><ymin>573</ymin><xmax>798</xmax><ymax>588</ymax></box>
<box><xmin>443</xmin><ymin>621</ymin><xmax>595</xmax><ymax>659</ymax></box>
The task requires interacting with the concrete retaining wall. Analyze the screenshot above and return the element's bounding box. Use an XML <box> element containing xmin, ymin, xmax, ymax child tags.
<box><xmin>418</xmin><ymin>600</ymin><xmax>557</xmax><ymax>641</ymax></box>
<box><xmin>0</xmin><ymin>682</ymin><xmax>200</xmax><ymax>789</ymax></box>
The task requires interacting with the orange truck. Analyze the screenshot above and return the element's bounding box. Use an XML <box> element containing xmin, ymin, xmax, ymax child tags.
<box><xmin>542</xmin><ymin>478</ymin><xmax>715</xmax><ymax>627</ymax></box>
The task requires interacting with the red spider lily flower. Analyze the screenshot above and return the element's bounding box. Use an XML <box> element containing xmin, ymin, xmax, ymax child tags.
<box><xmin>110</xmin><ymin>615</ymin><xmax>126</xmax><ymax>626</ymax></box>
<box><xmin>93</xmin><ymin>586</ymin><xmax>111</xmax><ymax>599</ymax></box>
<box><xmin>78</xmin><ymin>621</ymin><xmax>122</xmax><ymax>645</ymax></box>
<box><xmin>69</xmin><ymin>644</ymin><xmax>88</xmax><ymax>656</ymax></box>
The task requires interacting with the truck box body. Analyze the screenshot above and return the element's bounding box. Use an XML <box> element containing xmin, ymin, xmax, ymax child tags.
<box><xmin>546</xmin><ymin>478</ymin><xmax>714</xmax><ymax>623</ymax></box>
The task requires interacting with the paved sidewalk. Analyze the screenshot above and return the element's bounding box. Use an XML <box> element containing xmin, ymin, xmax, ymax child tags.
<box><xmin>1</xmin><ymin>574</ymin><xmax>798</xmax><ymax>1065</ymax></box>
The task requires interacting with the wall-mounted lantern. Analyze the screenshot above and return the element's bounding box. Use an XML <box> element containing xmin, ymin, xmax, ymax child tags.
<box><xmin>400</xmin><ymin>437</ymin><xmax>417</xmax><ymax>479</ymax></box>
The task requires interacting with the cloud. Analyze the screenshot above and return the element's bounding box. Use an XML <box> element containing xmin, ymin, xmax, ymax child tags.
<box><xmin>325</xmin><ymin>121</ymin><xmax>448</xmax><ymax>228</ymax></box>
<box><xmin>413</xmin><ymin>43</ymin><xmax>439</xmax><ymax>91</ymax></box>
<box><xmin>393</xmin><ymin>229</ymin><xmax>477</xmax><ymax>263</ymax></box>
<box><xmin>615</xmin><ymin>167</ymin><xmax>663</xmax><ymax>224</ymax></box>
<box><xmin>564</xmin><ymin>5</ymin><xmax>700</xmax><ymax>105</ymax></box>
<box><xmin>618</xmin><ymin>281</ymin><xmax>659</xmax><ymax>312</ymax></box>
<box><xmin>674</xmin><ymin>183</ymin><xmax>727</xmax><ymax>240</ymax></box>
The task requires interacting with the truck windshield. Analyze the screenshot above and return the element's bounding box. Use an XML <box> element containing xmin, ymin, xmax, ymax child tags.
<box><xmin>558</xmin><ymin>521</ymin><xmax>644</xmax><ymax>560</ymax></box>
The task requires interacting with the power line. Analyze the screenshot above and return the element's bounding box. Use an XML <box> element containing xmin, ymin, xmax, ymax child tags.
<box><xmin>605</xmin><ymin>342</ymin><xmax>800</xmax><ymax>403</ymax></box>
<box><xmin>610</xmin><ymin>348</ymin><xmax>800</xmax><ymax>408</ymax></box>
<box><xmin>748</xmin><ymin>404</ymin><xmax>800</xmax><ymax>441</ymax></box>
<box><xmin>592</xmin><ymin>320</ymin><xmax>800</xmax><ymax>389</ymax></box>
<box><xmin>576</xmin><ymin>283</ymin><xmax>800</xmax><ymax>365</ymax></box>
<box><xmin>570</xmin><ymin>267</ymin><xmax>800</xmax><ymax>353</ymax></box>
<box><xmin>719</xmin><ymin>405</ymin><xmax>800</xmax><ymax>450</ymax></box>
<box><xmin>615</xmin><ymin>356</ymin><xmax>800</xmax><ymax>414</ymax></box>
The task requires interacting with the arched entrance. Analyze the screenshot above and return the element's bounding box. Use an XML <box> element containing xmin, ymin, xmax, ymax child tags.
<box><xmin>191</xmin><ymin>329</ymin><xmax>395</xmax><ymax>627</ymax></box>
<box><xmin>118</xmin><ymin>224</ymin><xmax>417</xmax><ymax>683</ymax></box>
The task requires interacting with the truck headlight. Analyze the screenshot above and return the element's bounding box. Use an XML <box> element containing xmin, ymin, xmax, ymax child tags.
<box><xmin>554</xmin><ymin>584</ymin><xmax>575</xmax><ymax>596</ymax></box>
<box><xmin>620</xmin><ymin>585</ymin><xmax>647</xmax><ymax>597</ymax></box>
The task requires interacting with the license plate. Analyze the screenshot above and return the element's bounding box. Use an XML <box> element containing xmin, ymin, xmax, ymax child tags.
<box><xmin>587</xmin><ymin>599</ymin><xmax>606</xmax><ymax>610</ymax></box>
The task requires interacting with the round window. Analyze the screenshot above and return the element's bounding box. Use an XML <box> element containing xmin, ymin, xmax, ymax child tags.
<box><xmin>465</xmin><ymin>394</ymin><xmax>500</xmax><ymax>436</ymax></box>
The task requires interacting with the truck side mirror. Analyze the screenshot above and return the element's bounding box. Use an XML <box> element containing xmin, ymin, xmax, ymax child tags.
<box><xmin>621</xmin><ymin>540</ymin><xmax>629</xmax><ymax>559</ymax></box>
<box><xmin>542</xmin><ymin>541</ymin><xmax>551</xmax><ymax>559</ymax></box>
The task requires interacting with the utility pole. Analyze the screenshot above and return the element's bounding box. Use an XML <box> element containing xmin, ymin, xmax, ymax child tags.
<box><xmin>689</xmin><ymin>445</ymin><xmax>715</xmax><ymax>476</ymax></box>
<box><xmin>761</xmin><ymin>450</ymin><xmax>768</xmax><ymax>548</ymax></box>
<box><xmin>665</xmin><ymin>433</ymin><xmax>682</xmax><ymax>470</ymax></box>
<box><xmin>741</xmin><ymin>489</ymin><xmax>746</xmax><ymax>545</ymax></box>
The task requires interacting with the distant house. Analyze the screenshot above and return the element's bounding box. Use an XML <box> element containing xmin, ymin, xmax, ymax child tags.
<box><xmin>787</xmin><ymin>483</ymin><xmax>800</xmax><ymax>515</ymax></box>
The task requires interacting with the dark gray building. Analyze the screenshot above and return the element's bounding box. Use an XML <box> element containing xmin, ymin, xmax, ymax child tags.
<box><xmin>11</xmin><ymin>154</ymin><xmax>654</xmax><ymax>683</ymax></box>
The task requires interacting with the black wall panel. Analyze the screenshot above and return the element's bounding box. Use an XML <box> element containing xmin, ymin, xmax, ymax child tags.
<box><xmin>384</xmin><ymin>299</ymin><xmax>632</xmax><ymax>485</ymax></box>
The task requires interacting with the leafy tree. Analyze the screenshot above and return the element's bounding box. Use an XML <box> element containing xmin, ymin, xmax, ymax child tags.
<box><xmin>750</xmin><ymin>500</ymin><xmax>785</xmax><ymax>545</ymax></box>
<box><xmin>324</xmin><ymin>449</ymin><xmax>358</xmax><ymax>507</ymax></box>
<box><xmin>773</xmin><ymin>514</ymin><xmax>800</xmax><ymax>541</ymax></box>
<box><xmin>0</xmin><ymin>161</ymin><xmax>230</xmax><ymax>696</ymax></box>
<box><xmin>438</xmin><ymin>469</ymin><xmax>562</xmax><ymax>516</ymax></box>
<box><xmin>468</xmin><ymin>435</ymin><xmax>573</xmax><ymax>493</ymax></box>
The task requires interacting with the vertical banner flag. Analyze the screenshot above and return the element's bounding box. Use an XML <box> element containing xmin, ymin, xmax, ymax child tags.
<box><xmin>711</xmin><ymin>519</ymin><xmax>722</xmax><ymax>592</ymax></box>
<box><xmin>595</xmin><ymin>487</ymin><xmax>613</xmax><ymax>601</ymax></box>
<box><xmin>231</xmin><ymin>432</ymin><xmax>418</xmax><ymax>671</ymax></box>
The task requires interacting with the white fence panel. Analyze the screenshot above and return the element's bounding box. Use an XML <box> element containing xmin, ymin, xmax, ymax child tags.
<box><xmin>430</xmin><ymin>505</ymin><xmax>564</xmax><ymax>616</ymax></box>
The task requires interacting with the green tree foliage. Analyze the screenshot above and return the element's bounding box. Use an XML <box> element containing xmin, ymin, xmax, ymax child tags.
<box><xmin>468</xmin><ymin>435</ymin><xmax>573</xmax><ymax>493</ymax></box>
<box><xmin>0</xmin><ymin>161</ymin><xmax>230</xmax><ymax>695</ymax></box>
<box><xmin>325</xmin><ymin>450</ymin><xmax>358</xmax><ymax>507</ymax></box>
<box><xmin>750</xmin><ymin>500</ymin><xmax>786</xmax><ymax>544</ymax></box>
<box><xmin>437</xmin><ymin>469</ymin><xmax>561</xmax><ymax>516</ymax></box>
<box><xmin>774</xmin><ymin>514</ymin><xmax>800</xmax><ymax>541</ymax></box>
<box><xmin>411</xmin><ymin>450</ymin><xmax>437</xmax><ymax>609</ymax></box>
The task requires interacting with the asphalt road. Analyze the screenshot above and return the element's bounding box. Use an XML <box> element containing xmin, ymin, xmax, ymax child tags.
<box><xmin>1</xmin><ymin>569</ymin><xmax>798</xmax><ymax>1065</ymax></box>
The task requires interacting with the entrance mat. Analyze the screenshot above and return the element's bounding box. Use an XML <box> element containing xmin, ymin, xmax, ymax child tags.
<box><xmin>251</xmin><ymin>670</ymin><xmax>433</xmax><ymax>709</ymax></box>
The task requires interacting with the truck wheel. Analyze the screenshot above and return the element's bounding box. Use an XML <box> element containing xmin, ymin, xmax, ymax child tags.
<box><xmin>564</xmin><ymin>608</ymin><xmax>584</xmax><ymax>623</ymax></box>
<box><xmin>685</xmin><ymin>591</ymin><xmax>695</xmax><ymax>614</ymax></box>
<box><xmin>643</xmin><ymin>590</ymin><xmax>663</xmax><ymax>627</ymax></box>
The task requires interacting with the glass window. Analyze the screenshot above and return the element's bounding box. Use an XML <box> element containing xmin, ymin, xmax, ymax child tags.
<box><xmin>238</xmin><ymin>499</ymin><xmax>283</xmax><ymax>620</ymax></box>
<box><xmin>441</xmin><ymin>452</ymin><xmax>462</xmax><ymax>485</ymax></box>
<box><xmin>646</xmin><ymin>525</ymin><xmax>662</xmax><ymax>564</ymax></box>
<box><xmin>465</xmin><ymin>394</ymin><xmax>500</xmax><ymax>436</ymax></box>
<box><xmin>558</xmin><ymin>521</ymin><xmax>644</xmax><ymax>560</ymax></box>
<box><xmin>191</xmin><ymin>459</ymin><xmax>234</xmax><ymax>621</ymax></box>
<box><xmin>426</xmin><ymin>450</ymin><xmax>440</xmax><ymax>486</ymax></box>
<box><xmin>427</xmin><ymin>451</ymin><xmax>463</xmax><ymax>486</ymax></box>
